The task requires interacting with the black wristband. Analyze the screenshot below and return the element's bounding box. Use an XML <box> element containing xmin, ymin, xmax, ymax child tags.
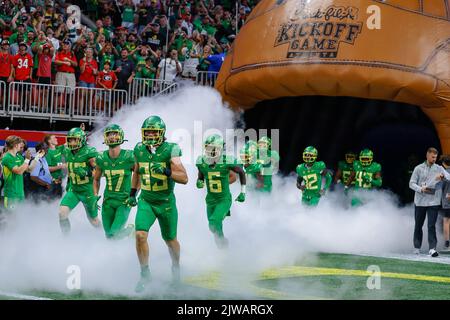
<box><xmin>164</xmin><ymin>167</ymin><xmax>172</xmax><ymax>177</ymax></box>
<box><xmin>130</xmin><ymin>188</ymin><xmax>137</xmax><ymax>197</ymax></box>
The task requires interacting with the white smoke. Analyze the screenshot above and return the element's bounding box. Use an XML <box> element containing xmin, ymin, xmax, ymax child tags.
<box><xmin>0</xmin><ymin>86</ymin><xmax>421</xmax><ymax>299</ymax></box>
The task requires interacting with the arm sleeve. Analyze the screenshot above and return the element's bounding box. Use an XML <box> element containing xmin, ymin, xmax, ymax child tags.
<box><xmin>409</xmin><ymin>166</ymin><xmax>422</xmax><ymax>193</ymax></box>
<box><xmin>2</xmin><ymin>155</ymin><xmax>15</xmax><ymax>172</ymax></box>
<box><xmin>324</xmin><ymin>169</ymin><xmax>332</xmax><ymax>190</ymax></box>
<box><xmin>440</xmin><ymin>166</ymin><xmax>450</xmax><ymax>181</ymax></box>
<box><xmin>30</xmin><ymin>160</ymin><xmax>41</xmax><ymax>177</ymax></box>
<box><xmin>171</xmin><ymin>143</ymin><xmax>182</xmax><ymax>158</ymax></box>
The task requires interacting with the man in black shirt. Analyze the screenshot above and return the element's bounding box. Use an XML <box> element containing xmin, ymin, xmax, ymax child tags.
<box><xmin>142</xmin><ymin>23</ymin><xmax>165</xmax><ymax>51</ymax></box>
<box><xmin>114</xmin><ymin>48</ymin><xmax>135</xmax><ymax>92</ymax></box>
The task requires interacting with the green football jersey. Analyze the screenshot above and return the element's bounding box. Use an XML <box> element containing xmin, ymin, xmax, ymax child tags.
<box><xmin>338</xmin><ymin>161</ymin><xmax>354</xmax><ymax>185</ymax></box>
<box><xmin>296</xmin><ymin>161</ymin><xmax>327</xmax><ymax>193</ymax></box>
<box><xmin>63</xmin><ymin>145</ymin><xmax>98</xmax><ymax>194</ymax></box>
<box><xmin>352</xmin><ymin>161</ymin><xmax>382</xmax><ymax>189</ymax></box>
<box><xmin>1</xmin><ymin>152</ymin><xmax>25</xmax><ymax>200</ymax></box>
<box><xmin>46</xmin><ymin>145</ymin><xmax>65</xmax><ymax>180</ymax></box>
<box><xmin>196</xmin><ymin>155</ymin><xmax>238</xmax><ymax>204</ymax></box>
<box><xmin>257</xmin><ymin>150</ymin><xmax>280</xmax><ymax>176</ymax></box>
<box><xmin>96</xmin><ymin>149</ymin><xmax>135</xmax><ymax>201</ymax></box>
<box><xmin>134</xmin><ymin>141</ymin><xmax>182</xmax><ymax>202</ymax></box>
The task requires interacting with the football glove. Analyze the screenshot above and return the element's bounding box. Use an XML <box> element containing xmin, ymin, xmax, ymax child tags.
<box><xmin>93</xmin><ymin>195</ymin><xmax>101</xmax><ymax>210</ymax></box>
<box><xmin>138</xmin><ymin>166</ymin><xmax>147</xmax><ymax>175</ymax></box>
<box><xmin>151</xmin><ymin>163</ymin><xmax>171</xmax><ymax>176</ymax></box>
<box><xmin>196</xmin><ymin>179</ymin><xmax>204</xmax><ymax>189</ymax></box>
<box><xmin>124</xmin><ymin>196</ymin><xmax>137</xmax><ymax>207</ymax></box>
<box><xmin>73</xmin><ymin>166</ymin><xmax>88</xmax><ymax>178</ymax></box>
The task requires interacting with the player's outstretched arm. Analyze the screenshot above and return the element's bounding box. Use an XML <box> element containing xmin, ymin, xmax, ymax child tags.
<box><xmin>131</xmin><ymin>163</ymin><xmax>140</xmax><ymax>190</ymax></box>
<box><xmin>372</xmin><ymin>172</ymin><xmax>382</xmax><ymax>187</ymax></box>
<box><xmin>296</xmin><ymin>176</ymin><xmax>304</xmax><ymax>190</ymax></box>
<box><xmin>323</xmin><ymin>169</ymin><xmax>333</xmax><ymax>190</ymax></box>
<box><xmin>196</xmin><ymin>170</ymin><xmax>205</xmax><ymax>188</ymax></box>
<box><xmin>231</xmin><ymin>166</ymin><xmax>246</xmax><ymax>202</ymax></box>
<box><xmin>231</xmin><ymin>165</ymin><xmax>246</xmax><ymax>186</ymax></box>
<box><xmin>170</xmin><ymin>157</ymin><xmax>188</xmax><ymax>184</ymax></box>
<box><xmin>93</xmin><ymin>167</ymin><xmax>102</xmax><ymax>196</ymax></box>
<box><xmin>334</xmin><ymin>169</ymin><xmax>342</xmax><ymax>184</ymax></box>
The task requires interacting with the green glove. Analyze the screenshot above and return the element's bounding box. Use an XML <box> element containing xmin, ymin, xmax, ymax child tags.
<box><xmin>93</xmin><ymin>195</ymin><xmax>101</xmax><ymax>210</ymax></box>
<box><xmin>235</xmin><ymin>192</ymin><xmax>246</xmax><ymax>202</ymax></box>
<box><xmin>362</xmin><ymin>175</ymin><xmax>372</xmax><ymax>183</ymax></box>
<box><xmin>196</xmin><ymin>179</ymin><xmax>204</xmax><ymax>189</ymax></box>
<box><xmin>151</xmin><ymin>163</ymin><xmax>165</xmax><ymax>175</ymax></box>
<box><xmin>151</xmin><ymin>163</ymin><xmax>171</xmax><ymax>176</ymax></box>
<box><xmin>73</xmin><ymin>166</ymin><xmax>88</xmax><ymax>178</ymax></box>
<box><xmin>124</xmin><ymin>196</ymin><xmax>137</xmax><ymax>207</ymax></box>
<box><xmin>138</xmin><ymin>166</ymin><xmax>147</xmax><ymax>175</ymax></box>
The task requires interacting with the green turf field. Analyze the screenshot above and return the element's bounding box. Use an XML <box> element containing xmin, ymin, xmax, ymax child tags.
<box><xmin>2</xmin><ymin>253</ymin><xmax>450</xmax><ymax>300</ymax></box>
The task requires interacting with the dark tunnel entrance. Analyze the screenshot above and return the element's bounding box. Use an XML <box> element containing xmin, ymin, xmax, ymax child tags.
<box><xmin>243</xmin><ymin>96</ymin><xmax>441</xmax><ymax>204</ymax></box>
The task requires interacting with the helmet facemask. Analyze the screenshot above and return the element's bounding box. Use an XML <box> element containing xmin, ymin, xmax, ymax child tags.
<box><xmin>104</xmin><ymin>130</ymin><xmax>123</xmax><ymax>147</ymax></box>
<box><xmin>345</xmin><ymin>153</ymin><xmax>356</xmax><ymax>164</ymax></box>
<box><xmin>67</xmin><ymin>136</ymin><xmax>82</xmax><ymax>150</ymax></box>
<box><xmin>303</xmin><ymin>152</ymin><xmax>316</xmax><ymax>163</ymax></box>
<box><xmin>360</xmin><ymin>156</ymin><xmax>373</xmax><ymax>166</ymax></box>
<box><xmin>204</xmin><ymin>143</ymin><xmax>223</xmax><ymax>164</ymax></box>
<box><xmin>142</xmin><ymin>128</ymin><xmax>164</xmax><ymax>146</ymax></box>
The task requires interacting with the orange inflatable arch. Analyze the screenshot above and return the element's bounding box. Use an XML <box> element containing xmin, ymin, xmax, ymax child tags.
<box><xmin>216</xmin><ymin>0</ymin><xmax>450</xmax><ymax>152</ymax></box>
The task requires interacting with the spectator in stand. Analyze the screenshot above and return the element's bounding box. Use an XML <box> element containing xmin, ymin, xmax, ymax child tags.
<box><xmin>119</xmin><ymin>0</ymin><xmax>137</xmax><ymax>31</ymax></box>
<box><xmin>142</xmin><ymin>22</ymin><xmax>164</xmax><ymax>51</ymax></box>
<box><xmin>156</xmin><ymin>49</ymin><xmax>182</xmax><ymax>82</ymax></box>
<box><xmin>79</xmin><ymin>47</ymin><xmax>99</xmax><ymax>89</ymax></box>
<box><xmin>31</xmin><ymin>31</ymin><xmax>48</xmax><ymax>79</ymax></box>
<box><xmin>115</xmin><ymin>48</ymin><xmax>135</xmax><ymax>91</ymax></box>
<box><xmin>10</xmin><ymin>33</ymin><xmax>25</xmax><ymax>56</ymax></box>
<box><xmin>46</xmin><ymin>27</ymin><xmax>59</xmax><ymax>55</ymax></box>
<box><xmin>12</xmin><ymin>42</ymin><xmax>33</xmax><ymax>83</ymax></box>
<box><xmin>97</xmin><ymin>61</ymin><xmax>118</xmax><ymax>90</ymax></box>
<box><xmin>36</xmin><ymin>41</ymin><xmax>54</xmax><ymax>110</ymax></box>
<box><xmin>0</xmin><ymin>40</ymin><xmax>13</xmax><ymax>84</ymax></box>
<box><xmin>55</xmin><ymin>40</ymin><xmax>77</xmax><ymax>89</ymax></box>
<box><xmin>96</xmin><ymin>60</ymin><xmax>118</xmax><ymax>111</ymax></box>
<box><xmin>78</xmin><ymin>47</ymin><xmax>99</xmax><ymax>115</ymax></box>
<box><xmin>36</xmin><ymin>42</ymin><xmax>54</xmax><ymax>85</ymax></box>
<box><xmin>0</xmin><ymin>40</ymin><xmax>13</xmax><ymax>106</ymax></box>
<box><xmin>98</xmin><ymin>42</ymin><xmax>117</xmax><ymax>71</ymax></box>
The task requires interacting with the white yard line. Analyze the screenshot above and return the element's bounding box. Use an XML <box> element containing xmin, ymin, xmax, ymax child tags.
<box><xmin>0</xmin><ymin>291</ymin><xmax>53</xmax><ymax>300</ymax></box>
<box><xmin>352</xmin><ymin>252</ymin><xmax>450</xmax><ymax>265</ymax></box>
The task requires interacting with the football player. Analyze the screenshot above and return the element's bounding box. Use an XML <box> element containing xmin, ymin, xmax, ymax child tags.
<box><xmin>239</xmin><ymin>142</ymin><xmax>262</xmax><ymax>190</ymax></box>
<box><xmin>346</xmin><ymin>149</ymin><xmax>382</xmax><ymax>206</ymax></box>
<box><xmin>256</xmin><ymin>136</ymin><xmax>280</xmax><ymax>192</ymax></box>
<box><xmin>196</xmin><ymin>134</ymin><xmax>246</xmax><ymax>249</ymax></box>
<box><xmin>296</xmin><ymin>146</ymin><xmax>332</xmax><ymax>206</ymax></box>
<box><xmin>58</xmin><ymin>127</ymin><xmax>100</xmax><ymax>234</ymax></box>
<box><xmin>334</xmin><ymin>151</ymin><xmax>356</xmax><ymax>187</ymax></box>
<box><xmin>93</xmin><ymin>124</ymin><xmax>135</xmax><ymax>240</ymax></box>
<box><xmin>127</xmin><ymin>115</ymin><xmax>188</xmax><ymax>293</ymax></box>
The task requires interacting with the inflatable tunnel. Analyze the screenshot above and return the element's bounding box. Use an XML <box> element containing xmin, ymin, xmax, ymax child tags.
<box><xmin>216</xmin><ymin>0</ymin><xmax>450</xmax><ymax>202</ymax></box>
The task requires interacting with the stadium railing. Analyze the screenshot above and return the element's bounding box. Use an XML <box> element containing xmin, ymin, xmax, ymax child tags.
<box><xmin>129</xmin><ymin>78</ymin><xmax>175</xmax><ymax>104</ymax></box>
<box><xmin>0</xmin><ymin>74</ymin><xmax>211</xmax><ymax>124</ymax></box>
<box><xmin>195</xmin><ymin>71</ymin><xmax>219</xmax><ymax>87</ymax></box>
<box><xmin>6</xmin><ymin>81</ymin><xmax>128</xmax><ymax>124</ymax></box>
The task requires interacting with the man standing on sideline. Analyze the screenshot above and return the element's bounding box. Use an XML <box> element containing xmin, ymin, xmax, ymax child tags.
<box><xmin>44</xmin><ymin>134</ymin><xmax>65</xmax><ymax>198</ymax></box>
<box><xmin>409</xmin><ymin>147</ymin><xmax>448</xmax><ymax>257</ymax></box>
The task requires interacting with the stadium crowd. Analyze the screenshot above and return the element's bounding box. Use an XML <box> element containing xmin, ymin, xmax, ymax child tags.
<box><xmin>0</xmin><ymin>0</ymin><xmax>256</xmax><ymax>92</ymax></box>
